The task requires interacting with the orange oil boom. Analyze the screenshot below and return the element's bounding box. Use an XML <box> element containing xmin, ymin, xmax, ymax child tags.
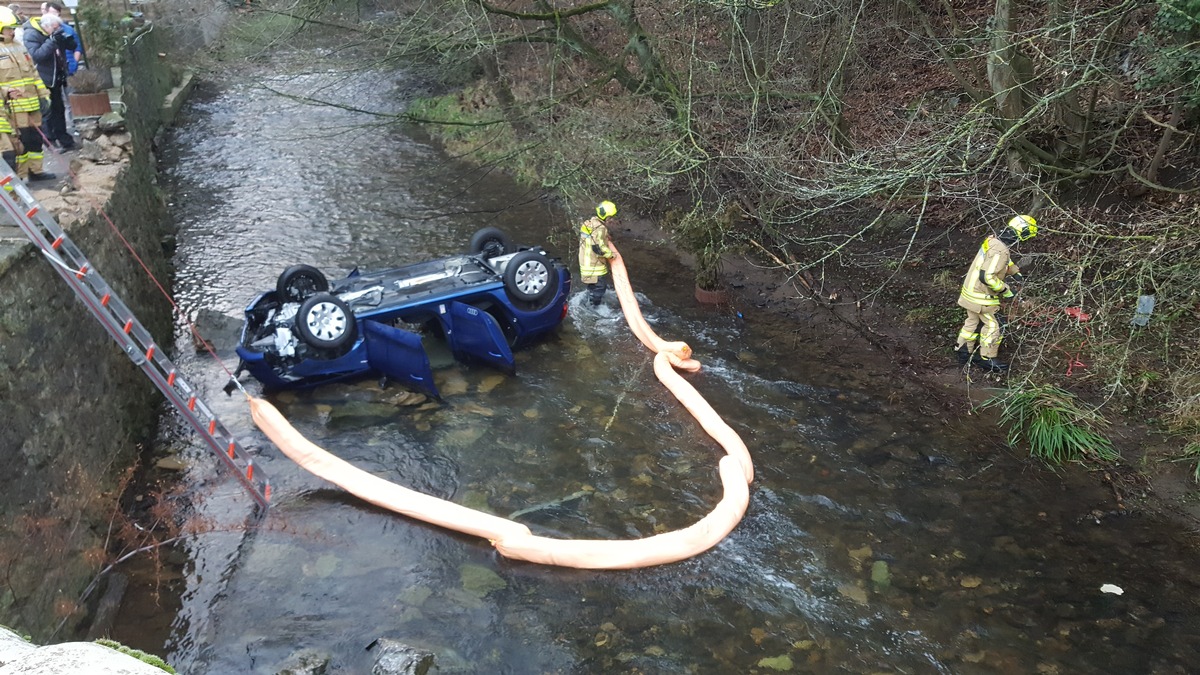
<box><xmin>249</xmin><ymin>239</ymin><xmax>753</xmax><ymax>569</ymax></box>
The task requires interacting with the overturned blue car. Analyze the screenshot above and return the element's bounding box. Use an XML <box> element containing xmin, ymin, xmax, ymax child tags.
<box><xmin>233</xmin><ymin>228</ymin><xmax>571</xmax><ymax>397</ymax></box>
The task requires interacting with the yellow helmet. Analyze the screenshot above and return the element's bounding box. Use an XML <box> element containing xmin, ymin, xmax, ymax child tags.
<box><xmin>596</xmin><ymin>201</ymin><xmax>617</xmax><ymax>221</ymax></box>
<box><xmin>1007</xmin><ymin>215</ymin><xmax>1037</xmax><ymax>241</ymax></box>
<box><xmin>0</xmin><ymin>7</ymin><xmax>16</xmax><ymax>30</ymax></box>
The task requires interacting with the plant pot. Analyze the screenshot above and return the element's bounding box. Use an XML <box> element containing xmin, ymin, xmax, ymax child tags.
<box><xmin>694</xmin><ymin>284</ymin><xmax>730</xmax><ymax>305</ymax></box>
<box><xmin>69</xmin><ymin>91</ymin><xmax>112</xmax><ymax>118</ymax></box>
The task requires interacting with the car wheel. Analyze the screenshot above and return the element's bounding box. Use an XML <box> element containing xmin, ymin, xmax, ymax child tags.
<box><xmin>503</xmin><ymin>250</ymin><xmax>557</xmax><ymax>305</ymax></box>
<box><xmin>296</xmin><ymin>293</ymin><xmax>357</xmax><ymax>350</ymax></box>
<box><xmin>277</xmin><ymin>264</ymin><xmax>329</xmax><ymax>303</ymax></box>
<box><xmin>469</xmin><ymin>227</ymin><xmax>514</xmax><ymax>259</ymax></box>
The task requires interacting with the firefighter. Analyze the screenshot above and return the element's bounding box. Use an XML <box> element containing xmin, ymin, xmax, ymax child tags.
<box><xmin>579</xmin><ymin>200</ymin><xmax>618</xmax><ymax>306</ymax></box>
<box><xmin>953</xmin><ymin>215</ymin><xmax>1038</xmax><ymax>371</ymax></box>
<box><xmin>0</xmin><ymin>7</ymin><xmax>52</xmax><ymax>181</ymax></box>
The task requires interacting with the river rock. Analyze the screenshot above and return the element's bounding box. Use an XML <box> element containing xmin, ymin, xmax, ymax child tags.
<box><xmin>0</xmin><ymin>627</ymin><xmax>35</xmax><ymax>666</ymax></box>
<box><xmin>369</xmin><ymin>639</ymin><xmax>433</xmax><ymax>675</ymax></box>
<box><xmin>274</xmin><ymin>648</ymin><xmax>331</xmax><ymax>675</ymax></box>
<box><xmin>460</xmin><ymin>563</ymin><xmax>506</xmax><ymax>597</ymax></box>
<box><xmin>0</xmin><ymin>635</ymin><xmax>165</xmax><ymax>674</ymax></box>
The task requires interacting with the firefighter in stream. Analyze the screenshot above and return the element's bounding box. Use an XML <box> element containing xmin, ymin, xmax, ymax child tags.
<box><xmin>579</xmin><ymin>200</ymin><xmax>619</xmax><ymax>306</ymax></box>
<box><xmin>953</xmin><ymin>214</ymin><xmax>1038</xmax><ymax>372</ymax></box>
<box><xmin>0</xmin><ymin>7</ymin><xmax>52</xmax><ymax>181</ymax></box>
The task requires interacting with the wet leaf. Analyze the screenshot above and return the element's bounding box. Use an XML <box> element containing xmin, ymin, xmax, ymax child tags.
<box><xmin>757</xmin><ymin>654</ymin><xmax>794</xmax><ymax>671</ymax></box>
<box><xmin>960</xmin><ymin>576</ymin><xmax>983</xmax><ymax>589</ymax></box>
<box><xmin>594</xmin><ymin>633</ymin><xmax>609</xmax><ymax>647</ymax></box>
<box><xmin>478</xmin><ymin>374</ymin><xmax>505</xmax><ymax>393</ymax></box>
<box><xmin>848</xmin><ymin>546</ymin><xmax>873</xmax><ymax>563</ymax></box>
<box><xmin>750</xmin><ymin>627</ymin><xmax>768</xmax><ymax>645</ymax></box>
<box><xmin>644</xmin><ymin>646</ymin><xmax>666</xmax><ymax>657</ymax></box>
<box><xmin>870</xmin><ymin>560</ymin><xmax>891</xmax><ymax>590</ymax></box>
<box><xmin>837</xmin><ymin>584</ymin><xmax>869</xmax><ymax>604</ymax></box>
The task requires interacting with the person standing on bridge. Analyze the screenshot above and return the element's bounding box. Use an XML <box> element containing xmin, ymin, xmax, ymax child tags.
<box><xmin>579</xmin><ymin>200</ymin><xmax>618</xmax><ymax>306</ymax></box>
<box><xmin>0</xmin><ymin>7</ymin><xmax>53</xmax><ymax>181</ymax></box>
<box><xmin>953</xmin><ymin>214</ymin><xmax>1037</xmax><ymax>372</ymax></box>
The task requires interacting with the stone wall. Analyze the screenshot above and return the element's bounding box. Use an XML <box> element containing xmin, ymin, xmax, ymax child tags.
<box><xmin>0</xmin><ymin>26</ymin><xmax>182</xmax><ymax>641</ymax></box>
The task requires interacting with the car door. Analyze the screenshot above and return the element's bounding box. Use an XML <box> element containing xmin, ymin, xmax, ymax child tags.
<box><xmin>362</xmin><ymin>320</ymin><xmax>440</xmax><ymax>398</ymax></box>
<box><xmin>440</xmin><ymin>301</ymin><xmax>515</xmax><ymax>373</ymax></box>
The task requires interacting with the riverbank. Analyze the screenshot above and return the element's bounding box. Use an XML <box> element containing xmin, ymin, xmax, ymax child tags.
<box><xmin>607</xmin><ymin>209</ymin><xmax>1200</xmax><ymax>534</ymax></box>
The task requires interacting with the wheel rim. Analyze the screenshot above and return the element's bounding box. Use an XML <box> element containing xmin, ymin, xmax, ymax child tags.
<box><xmin>305</xmin><ymin>300</ymin><xmax>348</xmax><ymax>341</ymax></box>
<box><xmin>513</xmin><ymin>260</ymin><xmax>549</xmax><ymax>295</ymax></box>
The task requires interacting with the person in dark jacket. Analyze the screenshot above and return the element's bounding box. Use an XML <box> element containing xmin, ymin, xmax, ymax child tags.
<box><xmin>41</xmin><ymin>4</ymin><xmax>82</xmax><ymax>75</ymax></box>
<box><xmin>22</xmin><ymin>12</ymin><xmax>74</xmax><ymax>150</ymax></box>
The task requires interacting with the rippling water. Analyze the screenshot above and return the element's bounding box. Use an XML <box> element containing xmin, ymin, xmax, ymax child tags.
<box><xmin>107</xmin><ymin>53</ymin><xmax>1200</xmax><ymax>674</ymax></box>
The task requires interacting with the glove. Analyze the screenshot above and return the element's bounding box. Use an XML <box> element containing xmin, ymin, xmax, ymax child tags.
<box><xmin>53</xmin><ymin>32</ymin><xmax>75</xmax><ymax>50</ymax></box>
<box><xmin>1001</xmin><ymin>289</ymin><xmax>1015</xmax><ymax>299</ymax></box>
<box><xmin>1009</xmin><ymin>273</ymin><xmax>1024</xmax><ymax>283</ymax></box>
<box><xmin>591</xmin><ymin>244</ymin><xmax>602</xmax><ymax>255</ymax></box>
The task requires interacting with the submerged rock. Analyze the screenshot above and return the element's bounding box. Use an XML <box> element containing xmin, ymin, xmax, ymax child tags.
<box><xmin>368</xmin><ymin>639</ymin><xmax>433</xmax><ymax>675</ymax></box>
<box><xmin>460</xmin><ymin>563</ymin><xmax>506</xmax><ymax>597</ymax></box>
<box><xmin>274</xmin><ymin>648</ymin><xmax>330</xmax><ymax>675</ymax></box>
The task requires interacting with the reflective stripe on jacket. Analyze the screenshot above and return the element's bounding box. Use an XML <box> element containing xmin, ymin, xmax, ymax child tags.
<box><xmin>578</xmin><ymin>217</ymin><xmax>613</xmax><ymax>278</ymax></box>
<box><xmin>958</xmin><ymin>236</ymin><xmax>1017</xmax><ymax>308</ymax></box>
<box><xmin>0</xmin><ymin>42</ymin><xmax>45</xmax><ymax>126</ymax></box>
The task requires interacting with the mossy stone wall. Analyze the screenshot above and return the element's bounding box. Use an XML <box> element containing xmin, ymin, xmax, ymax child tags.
<box><xmin>0</xmin><ymin>27</ymin><xmax>178</xmax><ymax>640</ymax></box>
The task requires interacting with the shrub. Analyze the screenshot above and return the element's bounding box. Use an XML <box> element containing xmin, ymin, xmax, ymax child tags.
<box><xmin>986</xmin><ymin>384</ymin><xmax>1118</xmax><ymax>465</ymax></box>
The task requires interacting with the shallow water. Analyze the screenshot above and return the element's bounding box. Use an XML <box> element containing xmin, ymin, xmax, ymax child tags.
<box><xmin>106</xmin><ymin>54</ymin><xmax>1200</xmax><ymax>673</ymax></box>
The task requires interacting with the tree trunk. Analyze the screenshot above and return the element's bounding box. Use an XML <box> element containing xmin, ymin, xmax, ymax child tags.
<box><xmin>987</xmin><ymin>0</ymin><xmax>1028</xmax><ymax>172</ymax></box>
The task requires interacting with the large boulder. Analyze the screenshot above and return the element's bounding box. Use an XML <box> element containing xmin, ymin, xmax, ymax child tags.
<box><xmin>0</xmin><ymin>629</ymin><xmax>169</xmax><ymax>675</ymax></box>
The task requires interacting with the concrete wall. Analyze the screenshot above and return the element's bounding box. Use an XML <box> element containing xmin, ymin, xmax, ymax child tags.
<box><xmin>0</xmin><ymin>26</ymin><xmax>181</xmax><ymax>641</ymax></box>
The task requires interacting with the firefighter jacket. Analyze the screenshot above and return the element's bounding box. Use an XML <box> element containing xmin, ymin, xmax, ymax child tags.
<box><xmin>958</xmin><ymin>235</ymin><xmax>1019</xmax><ymax>312</ymax></box>
<box><xmin>0</xmin><ymin>38</ymin><xmax>45</xmax><ymax>133</ymax></box>
<box><xmin>578</xmin><ymin>216</ymin><xmax>614</xmax><ymax>283</ymax></box>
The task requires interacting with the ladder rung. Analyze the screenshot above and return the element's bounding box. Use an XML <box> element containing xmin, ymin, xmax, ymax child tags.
<box><xmin>0</xmin><ymin>164</ymin><xmax>271</xmax><ymax>510</ymax></box>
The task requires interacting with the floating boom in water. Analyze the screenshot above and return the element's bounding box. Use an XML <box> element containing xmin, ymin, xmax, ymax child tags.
<box><xmin>249</xmin><ymin>240</ymin><xmax>753</xmax><ymax>569</ymax></box>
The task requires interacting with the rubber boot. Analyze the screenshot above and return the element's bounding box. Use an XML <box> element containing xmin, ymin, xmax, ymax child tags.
<box><xmin>954</xmin><ymin>345</ymin><xmax>971</xmax><ymax>364</ymax></box>
<box><xmin>975</xmin><ymin>356</ymin><xmax>1009</xmax><ymax>372</ymax></box>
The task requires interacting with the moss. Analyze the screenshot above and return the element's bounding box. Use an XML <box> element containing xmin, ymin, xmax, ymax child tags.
<box><xmin>93</xmin><ymin>639</ymin><xmax>176</xmax><ymax>673</ymax></box>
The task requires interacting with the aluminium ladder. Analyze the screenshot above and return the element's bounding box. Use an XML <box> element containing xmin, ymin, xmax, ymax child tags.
<box><xmin>0</xmin><ymin>166</ymin><xmax>271</xmax><ymax>510</ymax></box>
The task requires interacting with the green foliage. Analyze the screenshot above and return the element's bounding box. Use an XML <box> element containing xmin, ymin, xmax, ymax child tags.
<box><xmin>75</xmin><ymin>3</ymin><xmax>132</xmax><ymax>68</ymax></box>
<box><xmin>94</xmin><ymin>639</ymin><xmax>175</xmax><ymax>673</ymax></box>
<box><xmin>986</xmin><ymin>385</ymin><xmax>1118</xmax><ymax>465</ymax></box>
<box><xmin>1135</xmin><ymin>0</ymin><xmax>1200</xmax><ymax>110</ymax></box>
<box><xmin>671</xmin><ymin>202</ymin><xmax>740</xmax><ymax>290</ymax></box>
<box><xmin>1176</xmin><ymin>441</ymin><xmax>1200</xmax><ymax>482</ymax></box>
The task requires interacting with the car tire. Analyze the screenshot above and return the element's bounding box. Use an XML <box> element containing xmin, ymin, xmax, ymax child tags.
<box><xmin>277</xmin><ymin>264</ymin><xmax>329</xmax><ymax>303</ymax></box>
<box><xmin>469</xmin><ymin>227</ymin><xmax>514</xmax><ymax>259</ymax></box>
<box><xmin>503</xmin><ymin>250</ymin><xmax>557</xmax><ymax>306</ymax></box>
<box><xmin>296</xmin><ymin>293</ymin><xmax>357</xmax><ymax>350</ymax></box>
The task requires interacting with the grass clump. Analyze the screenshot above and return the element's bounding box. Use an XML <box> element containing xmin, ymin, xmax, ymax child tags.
<box><xmin>987</xmin><ymin>384</ymin><xmax>1117</xmax><ymax>465</ymax></box>
<box><xmin>94</xmin><ymin>639</ymin><xmax>176</xmax><ymax>673</ymax></box>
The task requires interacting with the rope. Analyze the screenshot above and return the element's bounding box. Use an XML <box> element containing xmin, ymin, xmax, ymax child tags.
<box><xmin>36</xmin><ymin>129</ymin><xmax>238</xmax><ymax>380</ymax></box>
